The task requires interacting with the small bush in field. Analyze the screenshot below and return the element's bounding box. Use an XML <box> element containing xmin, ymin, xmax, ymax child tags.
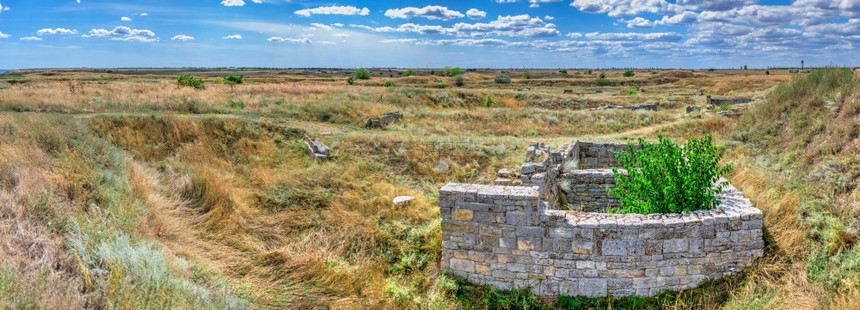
<box><xmin>454</xmin><ymin>74</ymin><xmax>466</xmax><ymax>87</ymax></box>
<box><xmin>523</xmin><ymin>71</ymin><xmax>532</xmax><ymax>79</ymax></box>
<box><xmin>609</xmin><ymin>134</ymin><xmax>732</xmax><ymax>214</ymax></box>
<box><xmin>177</xmin><ymin>74</ymin><xmax>205</xmax><ymax>89</ymax></box>
<box><xmin>347</xmin><ymin>76</ymin><xmax>355</xmax><ymax>85</ymax></box>
<box><xmin>493</xmin><ymin>74</ymin><xmax>511</xmax><ymax>84</ymax></box>
<box><xmin>444</xmin><ymin>67</ymin><xmax>465</xmax><ymax>77</ymax></box>
<box><xmin>595</xmin><ymin>76</ymin><xmax>612</xmax><ymax>86</ymax></box>
<box><xmin>483</xmin><ymin>94</ymin><xmax>494</xmax><ymax>107</ymax></box>
<box><xmin>559</xmin><ymin>69</ymin><xmax>568</xmax><ymax>74</ymax></box>
<box><xmin>623</xmin><ymin>70</ymin><xmax>635</xmax><ymax>77</ymax></box>
<box><xmin>585</xmin><ymin>69</ymin><xmax>593</xmax><ymax>75</ymax></box>
<box><xmin>354</xmin><ymin>68</ymin><xmax>372</xmax><ymax>80</ymax></box>
<box><xmin>384</xmin><ymin>81</ymin><xmax>395</xmax><ymax>87</ymax></box>
<box><xmin>222</xmin><ymin>75</ymin><xmax>243</xmax><ymax>85</ymax></box>
<box><xmin>400</xmin><ymin>69</ymin><xmax>417</xmax><ymax>77</ymax></box>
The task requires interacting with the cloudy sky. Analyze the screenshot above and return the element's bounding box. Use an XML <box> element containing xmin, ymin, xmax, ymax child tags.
<box><xmin>0</xmin><ymin>0</ymin><xmax>857</xmax><ymax>69</ymax></box>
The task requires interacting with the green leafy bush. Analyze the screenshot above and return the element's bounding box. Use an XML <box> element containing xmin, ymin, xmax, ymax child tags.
<box><xmin>609</xmin><ymin>134</ymin><xmax>732</xmax><ymax>214</ymax></box>
<box><xmin>522</xmin><ymin>71</ymin><xmax>532</xmax><ymax>79</ymax></box>
<box><xmin>177</xmin><ymin>74</ymin><xmax>205</xmax><ymax>89</ymax></box>
<box><xmin>559</xmin><ymin>69</ymin><xmax>568</xmax><ymax>74</ymax></box>
<box><xmin>401</xmin><ymin>69</ymin><xmax>417</xmax><ymax>77</ymax></box>
<box><xmin>384</xmin><ymin>81</ymin><xmax>395</xmax><ymax>87</ymax></box>
<box><xmin>444</xmin><ymin>67</ymin><xmax>465</xmax><ymax>77</ymax></box>
<box><xmin>222</xmin><ymin>75</ymin><xmax>243</xmax><ymax>85</ymax></box>
<box><xmin>493</xmin><ymin>74</ymin><xmax>511</xmax><ymax>84</ymax></box>
<box><xmin>454</xmin><ymin>74</ymin><xmax>465</xmax><ymax>87</ymax></box>
<box><xmin>483</xmin><ymin>94</ymin><xmax>494</xmax><ymax>107</ymax></box>
<box><xmin>347</xmin><ymin>76</ymin><xmax>355</xmax><ymax>85</ymax></box>
<box><xmin>585</xmin><ymin>69</ymin><xmax>593</xmax><ymax>75</ymax></box>
<box><xmin>354</xmin><ymin>68</ymin><xmax>372</xmax><ymax>80</ymax></box>
<box><xmin>623</xmin><ymin>70</ymin><xmax>635</xmax><ymax>77</ymax></box>
<box><xmin>595</xmin><ymin>75</ymin><xmax>612</xmax><ymax>86</ymax></box>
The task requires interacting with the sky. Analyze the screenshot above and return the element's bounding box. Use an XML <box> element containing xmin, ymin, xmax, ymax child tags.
<box><xmin>0</xmin><ymin>0</ymin><xmax>857</xmax><ymax>69</ymax></box>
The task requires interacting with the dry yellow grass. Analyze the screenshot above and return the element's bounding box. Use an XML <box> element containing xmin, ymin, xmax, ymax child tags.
<box><xmin>0</xmin><ymin>69</ymin><xmax>838</xmax><ymax>309</ymax></box>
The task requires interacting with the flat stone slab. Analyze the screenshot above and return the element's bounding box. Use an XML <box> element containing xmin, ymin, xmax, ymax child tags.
<box><xmin>393</xmin><ymin>196</ymin><xmax>415</xmax><ymax>207</ymax></box>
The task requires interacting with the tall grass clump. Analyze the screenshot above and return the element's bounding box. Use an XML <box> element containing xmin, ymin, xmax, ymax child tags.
<box><xmin>177</xmin><ymin>74</ymin><xmax>205</xmax><ymax>89</ymax></box>
<box><xmin>609</xmin><ymin>134</ymin><xmax>732</xmax><ymax>214</ymax></box>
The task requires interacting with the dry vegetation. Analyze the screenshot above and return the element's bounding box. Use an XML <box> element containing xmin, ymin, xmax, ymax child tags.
<box><xmin>0</xmin><ymin>67</ymin><xmax>855</xmax><ymax>309</ymax></box>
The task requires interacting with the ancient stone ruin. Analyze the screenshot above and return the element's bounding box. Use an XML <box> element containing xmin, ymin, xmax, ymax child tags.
<box><xmin>365</xmin><ymin>111</ymin><xmax>403</xmax><ymax>129</ymax></box>
<box><xmin>304</xmin><ymin>135</ymin><xmax>330</xmax><ymax>160</ymax></box>
<box><xmin>439</xmin><ymin>140</ymin><xmax>764</xmax><ymax>298</ymax></box>
<box><xmin>595</xmin><ymin>101</ymin><xmax>658</xmax><ymax>112</ymax></box>
<box><xmin>706</xmin><ymin>96</ymin><xmax>752</xmax><ymax>106</ymax></box>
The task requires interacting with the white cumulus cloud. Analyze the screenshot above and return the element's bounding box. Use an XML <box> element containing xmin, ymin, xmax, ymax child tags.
<box><xmin>294</xmin><ymin>6</ymin><xmax>369</xmax><ymax>17</ymax></box>
<box><xmin>0</xmin><ymin>31</ymin><xmax>9</xmax><ymax>39</ymax></box>
<box><xmin>171</xmin><ymin>34</ymin><xmax>194</xmax><ymax>41</ymax></box>
<box><xmin>572</xmin><ymin>0</ymin><xmax>683</xmax><ymax>17</ymax></box>
<box><xmin>121</xmin><ymin>16</ymin><xmax>132</xmax><ymax>21</ymax></box>
<box><xmin>466</xmin><ymin>8</ymin><xmax>487</xmax><ymax>20</ymax></box>
<box><xmin>221</xmin><ymin>0</ymin><xmax>245</xmax><ymax>7</ymax></box>
<box><xmin>222</xmin><ymin>34</ymin><xmax>242</xmax><ymax>39</ymax></box>
<box><xmin>529</xmin><ymin>0</ymin><xmax>563</xmax><ymax>8</ymax></box>
<box><xmin>267</xmin><ymin>36</ymin><xmax>312</xmax><ymax>43</ymax></box>
<box><xmin>384</xmin><ymin>5</ymin><xmax>464</xmax><ymax>21</ymax></box>
<box><xmin>20</xmin><ymin>36</ymin><xmax>42</xmax><ymax>41</ymax></box>
<box><xmin>82</xmin><ymin>26</ymin><xmax>157</xmax><ymax>42</ymax></box>
<box><xmin>0</xmin><ymin>2</ymin><xmax>8</xmax><ymax>12</ymax></box>
<box><xmin>36</xmin><ymin>28</ymin><xmax>78</xmax><ymax>35</ymax></box>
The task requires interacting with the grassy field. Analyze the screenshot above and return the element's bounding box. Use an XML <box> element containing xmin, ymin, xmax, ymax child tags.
<box><xmin>0</xmin><ymin>67</ymin><xmax>856</xmax><ymax>309</ymax></box>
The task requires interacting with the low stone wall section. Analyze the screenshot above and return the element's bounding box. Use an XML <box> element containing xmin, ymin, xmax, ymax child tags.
<box><xmin>561</xmin><ymin>169</ymin><xmax>618</xmax><ymax>212</ymax></box>
<box><xmin>576</xmin><ymin>141</ymin><xmax>630</xmax><ymax>169</ymax></box>
<box><xmin>440</xmin><ymin>183</ymin><xmax>764</xmax><ymax>298</ymax></box>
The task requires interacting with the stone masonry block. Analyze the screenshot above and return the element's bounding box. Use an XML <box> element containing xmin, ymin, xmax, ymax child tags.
<box><xmin>452</xmin><ymin>209</ymin><xmax>474</xmax><ymax>221</ymax></box>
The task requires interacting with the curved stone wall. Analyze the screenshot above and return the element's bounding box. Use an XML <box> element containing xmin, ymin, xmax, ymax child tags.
<box><xmin>439</xmin><ymin>181</ymin><xmax>764</xmax><ymax>298</ymax></box>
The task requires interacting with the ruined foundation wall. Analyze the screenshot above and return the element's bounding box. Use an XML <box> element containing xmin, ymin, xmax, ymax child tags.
<box><xmin>439</xmin><ymin>182</ymin><xmax>764</xmax><ymax>298</ymax></box>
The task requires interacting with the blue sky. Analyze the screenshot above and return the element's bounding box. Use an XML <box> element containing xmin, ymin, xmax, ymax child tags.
<box><xmin>0</xmin><ymin>0</ymin><xmax>857</xmax><ymax>69</ymax></box>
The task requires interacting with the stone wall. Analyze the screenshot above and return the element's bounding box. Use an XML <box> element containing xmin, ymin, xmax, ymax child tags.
<box><xmin>439</xmin><ymin>182</ymin><xmax>764</xmax><ymax>298</ymax></box>
<box><xmin>561</xmin><ymin>169</ymin><xmax>618</xmax><ymax>212</ymax></box>
<box><xmin>706</xmin><ymin>97</ymin><xmax>752</xmax><ymax>106</ymax></box>
<box><xmin>576</xmin><ymin>141</ymin><xmax>630</xmax><ymax>169</ymax></box>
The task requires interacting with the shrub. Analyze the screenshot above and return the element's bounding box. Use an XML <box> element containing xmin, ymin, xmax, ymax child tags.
<box><xmin>522</xmin><ymin>71</ymin><xmax>532</xmax><ymax>79</ymax></box>
<box><xmin>354</xmin><ymin>68</ymin><xmax>372</xmax><ymax>80</ymax></box>
<box><xmin>384</xmin><ymin>81</ymin><xmax>395</xmax><ymax>87</ymax></box>
<box><xmin>609</xmin><ymin>134</ymin><xmax>732</xmax><ymax>214</ymax></box>
<box><xmin>177</xmin><ymin>74</ymin><xmax>205</xmax><ymax>89</ymax></box>
<box><xmin>401</xmin><ymin>69</ymin><xmax>417</xmax><ymax>77</ymax></box>
<box><xmin>483</xmin><ymin>94</ymin><xmax>494</xmax><ymax>107</ymax></box>
<box><xmin>623</xmin><ymin>70</ymin><xmax>635</xmax><ymax>77</ymax></box>
<box><xmin>454</xmin><ymin>74</ymin><xmax>466</xmax><ymax>87</ymax></box>
<box><xmin>585</xmin><ymin>69</ymin><xmax>593</xmax><ymax>75</ymax></box>
<box><xmin>599</xmin><ymin>72</ymin><xmax>606</xmax><ymax>78</ymax></box>
<box><xmin>595</xmin><ymin>76</ymin><xmax>612</xmax><ymax>86</ymax></box>
<box><xmin>222</xmin><ymin>75</ymin><xmax>243</xmax><ymax>85</ymax></box>
<box><xmin>493</xmin><ymin>74</ymin><xmax>511</xmax><ymax>84</ymax></box>
<box><xmin>347</xmin><ymin>76</ymin><xmax>355</xmax><ymax>85</ymax></box>
<box><xmin>444</xmin><ymin>67</ymin><xmax>465</xmax><ymax>77</ymax></box>
<box><xmin>559</xmin><ymin>69</ymin><xmax>568</xmax><ymax>74</ymax></box>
